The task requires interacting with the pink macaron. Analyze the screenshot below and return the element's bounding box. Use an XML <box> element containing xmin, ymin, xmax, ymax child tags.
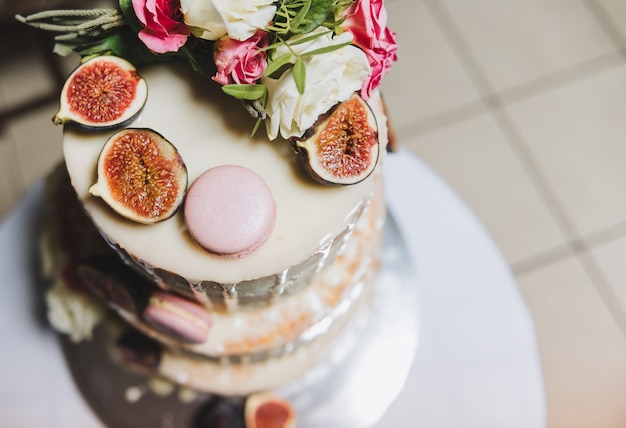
<box><xmin>143</xmin><ymin>291</ymin><xmax>212</xmax><ymax>344</ymax></box>
<box><xmin>184</xmin><ymin>165</ymin><xmax>276</xmax><ymax>258</ymax></box>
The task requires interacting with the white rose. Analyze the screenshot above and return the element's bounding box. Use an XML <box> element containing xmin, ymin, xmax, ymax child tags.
<box><xmin>181</xmin><ymin>0</ymin><xmax>276</xmax><ymax>41</ymax></box>
<box><xmin>263</xmin><ymin>30</ymin><xmax>371</xmax><ymax>140</ymax></box>
<box><xmin>180</xmin><ymin>0</ymin><xmax>226</xmax><ymax>40</ymax></box>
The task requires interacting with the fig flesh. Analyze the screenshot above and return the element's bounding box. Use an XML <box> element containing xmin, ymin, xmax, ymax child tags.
<box><xmin>89</xmin><ymin>128</ymin><xmax>188</xmax><ymax>224</ymax></box>
<box><xmin>292</xmin><ymin>93</ymin><xmax>379</xmax><ymax>186</ymax></box>
<box><xmin>245</xmin><ymin>392</ymin><xmax>296</xmax><ymax>428</ymax></box>
<box><xmin>54</xmin><ymin>55</ymin><xmax>147</xmax><ymax>130</ymax></box>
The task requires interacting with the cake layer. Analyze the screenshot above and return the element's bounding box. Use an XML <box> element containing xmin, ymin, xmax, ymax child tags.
<box><xmin>41</xmin><ymin>164</ymin><xmax>385</xmax><ymax>360</ymax></box>
<box><xmin>62</xmin><ymin>62</ymin><xmax>389</xmax><ymax>293</ymax></box>
<box><xmin>110</xmin><ymin>262</ymin><xmax>375</xmax><ymax>398</ymax></box>
<box><xmin>113</xmin><ymin>182</ymin><xmax>384</xmax><ymax>358</ymax></box>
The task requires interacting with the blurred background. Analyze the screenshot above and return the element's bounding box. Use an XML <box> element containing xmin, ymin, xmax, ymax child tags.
<box><xmin>2</xmin><ymin>0</ymin><xmax>626</xmax><ymax>427</ymax></box>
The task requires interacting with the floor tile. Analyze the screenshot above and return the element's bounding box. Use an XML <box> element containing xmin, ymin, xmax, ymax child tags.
<box><xmin>8</xmin><ymin>103</ymin><xmax>64</xmax><ymax>191</ymax></box>
<box><xmin>437</xmin><ymin>0</ymin><xmax>617</xmax><ymax>93</ymax></box>
<box><xmin>594</xmin><ymin>0</ymin><xmax>626</xmax><ymax>43</ymax></box>
<box><xmin>0</xmin><ymin>138</ymin><xmax>23</xmax><ymax>221</ymax></box>
<box><xmin>0</xmin><ymin>34</ymin><xmax>56</xmax><ymax>111</ymax></box>
<box><xmin>587</xmin><ymin>234</ymin><xmax>626</xmax><ymax>322</ymax></box>
<box><xmin>381</xmin><ymin>0</ymin><xmax>481</xmax><ymax>130</ymax></box>
<box><xmin>505</xmin><ymin>63</ymin><xmax>626</xmax><ymax>239</ymax></box>
<box><xmin>517</xmin><ymin>255</ymin><xmax>626</xmax><ymax>428</ymax></box>
<box><xmin>403</xmin><ymin>113</ymin><xmax>567</xmax><ymax>266</ymax></box>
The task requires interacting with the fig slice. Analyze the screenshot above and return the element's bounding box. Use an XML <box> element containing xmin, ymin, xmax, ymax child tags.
<box><xmin>89</xmin><ymin>128</ymin><xmax>188</xmax><ymax>224</ymax></box>
<box><xmin>54</xmin><ymin>55</ymin><xmax>147</xmax><ymax>130</ymax></box>
<box><xmin>245</xmin><ymin>392</ymin><xmax>296</xmax><ymax>428</ymax></box>
<box><xmin>292</xmin><ymin>93</ymin><xmax>380</xmax><ymax>186</ymax></box>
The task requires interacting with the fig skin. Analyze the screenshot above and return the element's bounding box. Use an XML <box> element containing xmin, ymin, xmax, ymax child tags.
<box><xmin>292</xmin><ymin>93</ymin><xmax>380</xmax><ymax>186</ymax></box>
<box><xmin>89</xmin><ymin>128</ymin><xmax>188</xmax><ymax>224</ymax></box>
<box><xmin>245</xmin><ymin>392</ymin><xmax>296</xmax><ymax>428</ymax></box>
<box><xmin>54</xmin><ymin>55</ymin><xmax>148</xmax><ymax>131</ymax></box>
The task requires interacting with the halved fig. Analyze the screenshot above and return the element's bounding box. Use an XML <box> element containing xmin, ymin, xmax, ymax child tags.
<box><xmin>245</xmin><ymin>392</ymin><xmax>296</xmax><ymax>428</ymax></box>
<box><xmin>292</xmin><ymin>93</ymin><xmax>379</xmax><ymax>186</ymax></box>
<box><xmin>54</xmin><ymin>55</ymin><xmax>147</xmax><ymax>130</ymax></box>
<box><xmin>89</xmin><ymin>128</ymin><xmax>188</xmax><ymax>224</ymax></box>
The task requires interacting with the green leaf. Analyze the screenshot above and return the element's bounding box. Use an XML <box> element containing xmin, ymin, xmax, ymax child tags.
<box><xmin>264</xmin><ymin>53</ymin><xmax>292</xmax><ymax>77</ymax></box>
<box><xmin>118</xmin><ymin>0</ymin><xmax>142</xmax><ymax>33</ymax></box>
<box><xmin>300</xmin><ymin>0</ymin><xmax>337</xmax><ymax>33</ymax></box>
<box><xmin>179</xmin><ymin>46</ymin><xmax>209</xmax><ymax>76</ymax></box>
<box><xmin>53</xmin><ymin>43</ymin><xmax>77</xmax><ymax>57</ymax></box>
<box><xmin>106</xmin><ymin>29</ymin><xmax>161</xmax><ymax>64</ymax></box>
<box><xmin>222</xmin><ymin>84</ymin><xmax>267</xmax><ymax>100</ymax></box>
<box><xmin>290</xmin><ymin>0</ymin><xmax>311</xmax><ymax>31</ymax></box>
<box><xmin>251</xmin><ymin>117</ymin><xmax>263</xmax><ymax>137</ymax></box>
<box><xmin>302</xmin><ymin>41</ymin><xmax>351</xmax><ymax>57</ymax></box>
<box><xmin>74</xmin><ymin>39</ymin><xmax>113</xmax><ymax>57</ymax></box>
<box><xmin>250</xmin><ymin>91</ymin><xmax>268</xmax><ymax>137</ymax></box>
<box><xmin>293</xmin><ymin>57</ymin><xmax>306</xmax><ymax>94</ymax></box>
<box><xmin>285</xmin><ymin>29</ymin><xmax>331</xmax><ymax>47</ymax></box>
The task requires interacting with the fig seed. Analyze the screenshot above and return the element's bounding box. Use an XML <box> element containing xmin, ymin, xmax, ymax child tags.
<box><xmin>89</xmin><ymin>128</ymin><xmax>188</xmax><ymax>224</ymax></box>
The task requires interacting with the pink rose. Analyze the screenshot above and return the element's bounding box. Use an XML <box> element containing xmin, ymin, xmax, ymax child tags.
<box><xmin>212</xmin><ymin>31</ymin><xmax>269</xmax><ymax>85</ymax></box>
<box><xmin>342</xmin><ymin>0</ymin><xmax>398</xmax><ymax>99</ymax></box>
<box><xmin>132</xmin><ymin>0</ymin><xmax>190</xmax><ymax>54</ymax></box>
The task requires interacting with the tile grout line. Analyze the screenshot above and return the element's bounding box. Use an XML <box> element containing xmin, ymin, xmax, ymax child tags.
<box><xmin>511</xmin><ymin>243</ymin><xmax>574</xmax><ymax>277</ymax></box>
<box><xmin>583</xmin><ymin>0</ymin><xmax>626</xmax><ymax>49</ymax></box>
<box><xmin>423</xmin><ymin>0</ymin><xmax>580</xmax><ymax>239</ymax></box>
<box><xmin>493</xmin><ymin>49</ymin><xmax>626</xmax><ymax>107</ymax></box>
<box><xmin>424</xmin><ymin>0</ymin><xmax>626</xmax><ymax>333</ymax></box>
<box><xmin>513</xmin><ymin>218</ymin><xmax>626</xmax><ymax>276</ymax></box>
<box><xmin>394</xmin><ymin>99</ymin><xmax>486</xmax><ymax>141</ymax></box>
<box><xmin>578</xmin><ymin>251</ymin><xmax>626</xmax><ymax>338</ymax></box>
<box><xmin>394</xmin><ymin>48</ymin><xmax>625</xmax><ymax>141</ymax></box>
<box><xmin>513</xmin><ymin>234</ymin><xmax>626</xmax><ymax>338</ymax></box>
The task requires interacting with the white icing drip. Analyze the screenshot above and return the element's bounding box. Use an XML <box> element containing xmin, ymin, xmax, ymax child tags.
<box><xmin>223</xmin><ymin>284</ymin><xmax>238</xmax><ymax>312</ymax></box>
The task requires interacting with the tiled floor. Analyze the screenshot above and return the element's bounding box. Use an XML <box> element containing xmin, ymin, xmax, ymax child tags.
<box><xmin>2</xmin><ymin>1</ymin><xmax>626</xmax><ymax>427</ymax></box>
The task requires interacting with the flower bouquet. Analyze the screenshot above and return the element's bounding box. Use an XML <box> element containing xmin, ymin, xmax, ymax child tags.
<box><xmin>16</xmin><ymin>0</ymin><xmax>397</xmax><ymax>142</ymax></box>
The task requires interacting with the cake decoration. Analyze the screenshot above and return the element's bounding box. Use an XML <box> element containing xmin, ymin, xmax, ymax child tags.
<box><xmin>142</xmin><ymin>290</ymin><xmax>213</xmax><ymax>343</ymax></box>
<box><xmin>23</xmin><ymin>0</ymin><xmax>400</xmax><ymax>423</ymax></box>
<box><xmin>16</xmin><ymin>0</ymin><xmax>397</xmax><ymax>185</ymax></box>
<box><xmin>53</xmin><ymin>54</ymin><xmax>148</xmax><ymax>129</ymax></box>
<box><xmin>292</xmin><ymin>92</ymin><xmax>379</xmax><ymax>185</ymax></box>
<box><xmin>184</xmin><ymin>165</ymin><xmax>276</xmax><ymax>257</ymax></box>
<box><xmin>245</xmin><ymin>391</ymin><xmax>297</xmax><ymax>428</ymax></box>
<box><xmin>89</xmin><ymin>127</ymin><xmax>189</xmax><ymax>224</ymax></box>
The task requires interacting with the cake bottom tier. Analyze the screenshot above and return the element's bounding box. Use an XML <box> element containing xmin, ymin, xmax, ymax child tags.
<box><xmin>39</xmin><ymin>163</ymin><xmax>387</xmax><ymax>395</ymax></box>
<box><xmin>57</xmin><ymin>213</ymin><xmax>418</xmax><ymax>428</ymax></box>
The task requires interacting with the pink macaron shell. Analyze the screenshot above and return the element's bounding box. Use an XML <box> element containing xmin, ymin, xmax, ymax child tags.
<box><xmin>143</xmin><ymin>291</ymin><xmax>212</xmax><ymax>344</ymax></box>
<box><xmin>184</xmin><ymin>165</ymin><xmax>276</xmax><ymax>258</ymax></box>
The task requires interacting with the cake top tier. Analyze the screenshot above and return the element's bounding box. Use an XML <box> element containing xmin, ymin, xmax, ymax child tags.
<box><xmin>19</xmin><ymin>0</ymin><xmax>397</xmax><ymax>283</ymax></box>
<box><xmin>64</xmin><ymin>63</ymin><xmax>389</xmax><ymax>283</ymax></box>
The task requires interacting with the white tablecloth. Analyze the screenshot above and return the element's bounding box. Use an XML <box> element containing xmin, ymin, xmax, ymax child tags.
<box><xmin>0</xmin><ymin>149</ymin><xmax>546</xmax><ymax>427</ymax></box>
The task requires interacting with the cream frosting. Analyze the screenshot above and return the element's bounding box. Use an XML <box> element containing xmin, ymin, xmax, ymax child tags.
<box><xmin>63</xmin><ymin>62</ymin><xmax>388</xmax><ymax>285</ymax></box>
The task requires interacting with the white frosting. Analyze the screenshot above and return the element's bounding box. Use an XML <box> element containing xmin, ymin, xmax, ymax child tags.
<box><xmin>45</xmin><ymin>279</ymin><xmax>106</xmax><ymax>343</ymax></box>
<box><xmin>63</xmin><ymin>62</ymin><xmax>388</xmax><ymax>285</ymax></box>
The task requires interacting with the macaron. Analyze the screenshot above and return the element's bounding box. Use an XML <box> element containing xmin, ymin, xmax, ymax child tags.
<box><xmin>184</xmin><ymin>165</ymin><xmax>276</xmax><ymax>258</ymax></box>
<box><xmin>143</xmin><ymin>291</ymin><xmax>212</xmax><ymax>344</ymax></box>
